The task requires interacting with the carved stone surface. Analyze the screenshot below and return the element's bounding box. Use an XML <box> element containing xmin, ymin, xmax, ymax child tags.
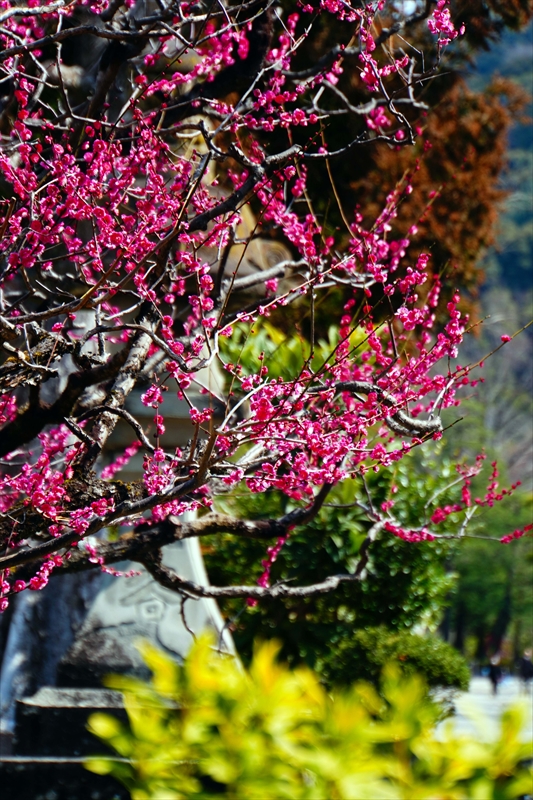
<box><xmin>58</xmin><ymin>536</ymin><xmax>233</xmax><ymax>687</ymax></box>
<box><xmin>0</xmin><ymin>570</ymin><xmax>104</xmax><ymax>736</ymax></box>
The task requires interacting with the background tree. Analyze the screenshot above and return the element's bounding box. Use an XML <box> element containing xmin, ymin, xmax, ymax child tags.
<box><xmin>439</xmin><ymin>18</ymin><xmax>533</xmax><ymax>664</ymax></box>
<box><xmin>267</xmin><ymin>0</ymin><xmax>533</xmax><ymax>320</ymax></box>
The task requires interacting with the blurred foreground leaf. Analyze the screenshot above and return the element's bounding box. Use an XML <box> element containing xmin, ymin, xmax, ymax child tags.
<box><xmin>85</xmin><ymin>634</ymin><xmax>532</xmax><ymax>800</ymax></box>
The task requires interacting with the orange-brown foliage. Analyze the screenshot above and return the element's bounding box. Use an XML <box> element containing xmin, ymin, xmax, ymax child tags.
<box><xmin>345</xmin><ymin>77</ymin><xmax>530</xmax><ymax>316</ymax></box>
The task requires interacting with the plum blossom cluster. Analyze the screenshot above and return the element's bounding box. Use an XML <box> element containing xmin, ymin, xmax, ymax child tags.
<box><xmin>347</xmin><ymin>451</ymin><xmax>531</xmax><ymax>551</ymax></box>
<box><xmin>79</xmin><ymin>539</ymin><xmax>141</xmax><ymax>576</ymax></box>
<box><xmin>384</xmin><ymin>521</ymin><xmax>435</xmax><ymax>543</ymax></box>
<box><xmin>100</xmin><ymin>441</ymin><xmax>142</xmax><ymax>480</ymax></box>
<box><xmin>0</xmin><ymin>553</ymin><xmax>64</xmax><ymax>611</ymax></box>
<box><xmin>500</xmin><ymin>525</ymin><xmax>533</xmax><ymax>545</ymax></box>
<box><xmin>143</xmin><ymin>449</ymin><xmax>175</xmax><ymax>495</ymax></box>
<box><xmin>0</xmin><ymin>393</ymin><xmax>16</xmax><ymax>425</ymax></box>
<box><xmin>70</xmin><ymin>497</ymin><xmax>116</xmax><ymax>536</ymax></box>
<box><xmin>0</xmin><ymin>451</ymin><xmax>70</xmax><ymax>519</ymax></box>
<box><xmin>247</xmin><ymin>533</ymin><xmax>291</xmax><ymax>607</ymax></box>
<box><xmin>427</xmin><ymin>0</ymin><xmax>465</xmax><ymax>49</ymax></box>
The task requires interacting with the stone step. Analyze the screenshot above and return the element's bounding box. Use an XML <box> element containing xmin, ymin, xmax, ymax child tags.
<box><xmin>14</xmin><ymin>688</ymin><xmax>127</xmax><ymax>758</ymax></box>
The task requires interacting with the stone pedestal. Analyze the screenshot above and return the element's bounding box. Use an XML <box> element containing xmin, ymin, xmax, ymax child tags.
<box><xmin>0</xmin><ymin>537</ymin><xmax>233</xmax><ymax>798</ymax></box>
<box><xmin>0</xmin><ymin>757</ymin><xmax>129</xmax><ymax>800</ymax></box>
<box><xmin>14</xmin><ymin>688</ymin><xmax>127</xmax><ymax>757</ymax></box>
<box><xmin>1</xmin><ymin>688</ymin><xmax>129</xmax><ymax>799</ymax></box>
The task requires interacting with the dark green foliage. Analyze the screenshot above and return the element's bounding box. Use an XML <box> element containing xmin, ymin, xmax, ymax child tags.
<box><xmin>450</xmin><ymin>498</ymin><xmax>533</xmax><ymax>661</ymax></box>
<box><xmin>205</xmin><ymin>448</ymin><xmax>467</xmax><ymax>689</ymax></box>
<box><xmin>317</xmin><ymin>626</ymin><xmax>469</xmax><ymax>692</ymax></box>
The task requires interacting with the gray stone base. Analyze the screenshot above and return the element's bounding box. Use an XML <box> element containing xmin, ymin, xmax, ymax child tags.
<box><xmin>0</xmin><ymin>688</ymin><xmax>130</xmax><ymax>800</ymax></box>
<box><xmin>14</xmin><ymin>687</ymin><xmax>127</xmax><ymax>757</ymax></box>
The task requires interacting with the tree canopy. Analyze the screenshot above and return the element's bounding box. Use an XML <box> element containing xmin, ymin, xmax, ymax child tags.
<box><xmin>0</xmin><ymin>0</ymin><xmax>531</xmax><ymax>614</ymax></box>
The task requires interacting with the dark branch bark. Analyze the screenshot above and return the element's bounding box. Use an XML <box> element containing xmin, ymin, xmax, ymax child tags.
<box><xmin>187</xmin><ymin>170</ymin><xmax>264</xmax><ymax>233</ymax></box>
<box><xmin>0</xmin><ymin>346</ymin><xmax>131</xmax><ymax>457</ymax></box>
<box><xmin>0</xmin><ymin>484</ymin><xmax>332</xmax><ymax>572</ymax></box>
<box><xmin>142</xmin><ymin>551</ymin><xmax>361</xmax><ymax>600</ymax></box>
<box><xmin>310</xmin><ymin>380</ymin><xmax>442</xmax><ymax>437</ymax></box>
<box><xmin>77</xmin><ymin>312</ymin><xmax>158</xmax><ymax>468</ymax></box>
<box><xmin>139</xmin><ymin>513</ymin><xmax>381</xmax><ymax>600</ymax></box>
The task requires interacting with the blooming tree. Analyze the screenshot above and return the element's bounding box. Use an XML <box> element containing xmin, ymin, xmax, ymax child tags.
<box><xmin>0</xmin><ymin>0</ymin><xmax>530</xmax><ymax>612</ymax></box>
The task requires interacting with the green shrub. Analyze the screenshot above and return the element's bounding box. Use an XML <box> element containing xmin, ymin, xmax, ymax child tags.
<box><xmin>316</xmin><ymin>626</ymin><xmax>470</xmax><ymax>692</ymax></box>
<box><xmin>86</xmin><ymin>635</ymin><xmax>532</xmax><ymax>800</ymax></box>
<box><xmin>204</xmin><ymin>452</ymin><xmax>466</xmax><ymax>691</ymax></box>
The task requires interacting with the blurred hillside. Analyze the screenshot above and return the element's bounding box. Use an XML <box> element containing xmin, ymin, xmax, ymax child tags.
<box><xmin>443</xmin><ymin>22</ymin><xmax>532</xmax><ymax>663</ymax></box>
<box><xmin>470</xmin><ymin>21</ymin><xmax>532</xmax><ymax>295</ymax></box>
<box><xmin>455</xmin><ymin>21</ymin><xmax>533</xmax><ymax>488</ymax></box>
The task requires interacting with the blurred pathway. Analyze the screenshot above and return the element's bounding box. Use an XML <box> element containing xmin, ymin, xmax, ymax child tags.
<box><xmin>438</xmin><ymin>676</ymin><xmax>532</xmax><ymax>742</ymax></box>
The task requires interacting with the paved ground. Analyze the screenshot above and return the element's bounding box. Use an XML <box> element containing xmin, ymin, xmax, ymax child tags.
<box><xmin>437</xmin><ymin>676</ymin><xmax>533</xmax><ymax>742</ymax></box>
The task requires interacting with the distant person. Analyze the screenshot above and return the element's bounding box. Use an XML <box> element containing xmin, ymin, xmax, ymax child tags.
<box><xmin>488</xmin><ymin>655</ymin><xmax>502</xmax><ymax>695</ymax></box>
<box><xmin>517</xmin><ymin>648</ymin><xmax>533</xmax><ymax>693</ymax></box>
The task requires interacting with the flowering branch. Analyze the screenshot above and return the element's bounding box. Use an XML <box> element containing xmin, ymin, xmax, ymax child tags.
<box><xmin>1</xmin><ymin>0</ymin><xmax>524</xmax><ymax>612</ymax></box>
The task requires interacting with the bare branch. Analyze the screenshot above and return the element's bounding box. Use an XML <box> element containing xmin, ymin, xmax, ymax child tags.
<box><xmin>140</xmin><ymin>516</ymin><xmax>384</xmax><ymax>599</ymax></box>
<box><xmin>77</xmin><ymin>405</ymin><xmax>155</xmax><ymax>452</ymax></box>
<box><xmin>77</xmin><ymin>311</ymin><xmax>158</xmax><ymax>468</ymax></box>
<box><xmin>142</xmin><ymin>550</ymin><xmax>362</xmax><ymax>600</ymax></box>
<box><xmin>0</xmin><ymin>0</ymin><xmax>73</xmax><ymax>23</ymax></box>
<box><xmin>310</xmin><ymin>381</ymin><xmax>442</xmax><ymax>437</ymax></box>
